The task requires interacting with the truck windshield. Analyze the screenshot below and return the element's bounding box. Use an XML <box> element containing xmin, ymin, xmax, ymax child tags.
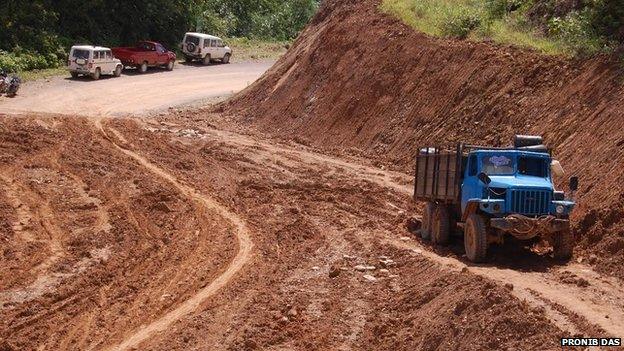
<box><xmin>518</xmin><ymin>156</ymin><xmax>548</xmax><ymax>177</ymax></box>
<box><xmin>481</xmin><ymin>155</ymin><xmax>514</xmax><ymax>175</ymax></box>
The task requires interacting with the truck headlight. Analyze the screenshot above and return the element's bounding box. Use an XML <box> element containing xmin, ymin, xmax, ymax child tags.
<box><xmin>556</xmin><ymin>205</ymin><xmax>565</xmax><ymax>214</ymax></box>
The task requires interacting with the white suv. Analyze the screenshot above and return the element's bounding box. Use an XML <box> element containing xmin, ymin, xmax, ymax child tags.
<box><xmin>67</xmin><ymin>45</ymin><xmax>123</xmax><ymax>80</ymax></box>
<box><xmin>180</xmin><ymin>33</ymin><xmax>232</xmax><ymax>65</ymax></box>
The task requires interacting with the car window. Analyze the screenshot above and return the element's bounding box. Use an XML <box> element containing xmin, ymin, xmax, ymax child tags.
<box><xmin>156</xmin><ymin>44</ymin><xmax>165</xmax><ymax>53</ymax></box>
<box><xmin>211</xmin><ymin>40</ymin><xmax>217</xmax><ymax>47</ymax></box>
<box><xmin>217</xmin><ymin>40</ymin><xmax>223</xmax><ymax>47</ymax></box>
<box><xmin>72</xmin><ymin>49</ymin><xmax>90</xmax><ymax>59</ymax></box>
<box><xmin>105</xmin><ymin>50</ymin><xmax>112</xmax><ymax>60</ymax></box>
<box><xmin>518</xmin><ymin>157</ymin><xmax>547</xmax><ymax>177</ymax></box>
<box><xmin>482</xmin><ymin>155</ymin><xmax>514</xmax><ymax>175</ymax></box>
<box><xmin>93</xmin><ymin>51</ymin><xmax>100</xmax><ymax>60</ymax></box>
<box><xmin>185</xmin><ymin>36</ymin><xmax>200</xmax><ymax>45</ymax></box>
<box><xmin>203</xmin><ymin>39</ymin><xmax>210</xmax><ymax>48</ymax></box>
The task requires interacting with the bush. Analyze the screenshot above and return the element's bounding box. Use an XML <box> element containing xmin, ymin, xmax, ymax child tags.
<box><xmin>548</xmin><ymin>11</ymin><xmax>605</xmax><ymax>55</ymax></box>
<box><xmin>0</xmin><ymin>50</ymin><xmax>62</xmax><ymax>72</ymax></box>
<box><xmin>442</xmin><ymin>10</ymin><xmax>483</xmax><ymax>39</ymax></box>
<box><xmin>485</xmin><ymin>0</ymin><xmax>528</xmax><ymax>19</ymax></box>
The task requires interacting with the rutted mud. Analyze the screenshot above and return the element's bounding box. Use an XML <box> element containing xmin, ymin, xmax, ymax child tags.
<box><xmin>95</xmin><ymin>119</ymin><xmax>254</xmax><ymax>351</ymax></box>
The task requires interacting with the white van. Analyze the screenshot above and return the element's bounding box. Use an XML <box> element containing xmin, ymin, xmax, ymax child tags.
<box><xmin>180</xmin><ymin>33</ymin><xmax>232</xmax><ymax>65</ymax></box>
<box><xmin>67</xmin><ymin>45</ymin><xmax>123</xmax><ymax>80</ymax></box>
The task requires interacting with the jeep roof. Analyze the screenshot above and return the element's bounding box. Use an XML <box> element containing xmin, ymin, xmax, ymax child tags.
<box><xmin>184</xmin><ymin>32</ymin><xmax>222</xmax><ymax>40</ymax></box>
<box><xmin>71</xmin><ymin>45</ymin><xmax>111</xmax><ymax>51</ymax></box>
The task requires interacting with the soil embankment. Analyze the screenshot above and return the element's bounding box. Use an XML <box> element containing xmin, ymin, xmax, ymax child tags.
<box><xmin>223</xmin><ymin>0</ymin><xmax>624</xmax><ymax>279</ymax></box>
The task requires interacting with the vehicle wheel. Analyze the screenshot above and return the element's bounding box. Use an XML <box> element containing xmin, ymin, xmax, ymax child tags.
<box><xmin>464</xmin><ymin>214</ymin><xmax>488</xmax><ymax>263</ymax></box>
<box><xmin>70</xmin><ymin>72</ymin><xmax>79</xmax><ymax>79</ymax></box>
<box><xmin>223</xmin><ymin>53</ymin><xmax>231</xmax><ymax>64</ymax></box>
<box><xmin>553</xmin><ymin>229</ymin><xmax>574</xmax><ymax>261</ymax></box>
<box><xmin>166</xmin><ymin>60</ymin><xmax>175</xmax><ymax>71</ymax></box>
<box><xmin>113</xmin><ymin>65</ymin><xmax>122</xmax><ymax>77</ymax></box>
<box><xmin>431</xmin><ymin>205</ymin><xmax>450</xmax><ymax>245</ymax></box>
<box><xmin>202</xmin><ymin>54</ymin><xmax>211</xmax><ymax>66</ymax></box>
<box><xmin>139</xmin><ymin>61</ymin><xmax>148</xmax><ymax>73</ymax></box>
<box><xmin>91</xmin><ymin>68</ymin><xmax>101</xmax><ymax>80</ymax></box>
<box><xmin>420</xmin><ymin>202</ymin><xmax>434</xmax><ymax>241</ymax></box>
<box><xmin>184</xmin><ymin>56</ymin><xmax>193</xmax><ymax>63</ymax></box>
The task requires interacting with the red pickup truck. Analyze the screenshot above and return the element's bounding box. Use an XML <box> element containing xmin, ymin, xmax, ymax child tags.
<box><xmin>112</xmin><ymin>41</ymin><xmax>176</xmax><ymax>73</ymax></box>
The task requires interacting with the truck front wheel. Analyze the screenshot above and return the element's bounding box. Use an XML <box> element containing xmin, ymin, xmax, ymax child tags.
<box><xmin>432</xmin><ymin>205</ymin><xmax>450</xmax><ymax>245</ymax></box>
<box><xmin>465</xmin><ymin>214</ymin><xmax>488</xmax><ymax>263</ymax></box>
<box><xmin>420</xmin><ymin>202</ymin><xmax>434</xmax><ymax>241</ymax></box>
<box><xmin>553</xmin><ymin>229</ymin><xmax>574</xmax><ymax>261</ymax></box>
<box><xmin>139</xmin><ymin>61</ymin><xmax>148</xmax><ymax>73</ymax></box>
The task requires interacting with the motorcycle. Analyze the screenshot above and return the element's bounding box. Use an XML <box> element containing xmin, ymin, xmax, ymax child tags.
<box><xmin>0</xmin><ymin>69</ymin><xmax>21</xmax><ymax>97</ymax></box>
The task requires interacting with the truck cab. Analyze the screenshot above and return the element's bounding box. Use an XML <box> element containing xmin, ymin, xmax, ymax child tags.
<box><xmin>461</xmin><ymin>149</ymin><xmax>574</xmax><ymax>218</ymax></box>
<box><xmin>414</xmin><ymin>135</ymin><xmax>578</xmax><ymax>263</ymax></box>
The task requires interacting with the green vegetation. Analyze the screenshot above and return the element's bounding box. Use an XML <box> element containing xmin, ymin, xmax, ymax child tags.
<box><xmin>380</xmin><ymin>0</ymin><xmax>621</xmax><ymax>57</ymax></box>
<box><xmin>0</xmin><ymin>0</ymin><xmax>319</xmax><ymax>74</ymax></box>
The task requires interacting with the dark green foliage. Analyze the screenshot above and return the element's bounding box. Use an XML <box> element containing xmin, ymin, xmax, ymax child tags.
<box><xmin>0</xmin><ymin>0</ymin><xmax>319</xmax><ymax>71</ymax></box>
<box><xmin>590</xmin><ymin>0</ymin><xmax>624</xmax><ymax>43</ymax></box>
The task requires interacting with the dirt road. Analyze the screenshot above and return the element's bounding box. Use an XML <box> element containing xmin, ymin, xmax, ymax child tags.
<box><xmin>1</xmin><ymin>112</ymin><xmax>622</xmax><ymax>350</ymax></box>
<box><xmin>0</xmin><ymin>61</ymin><xmax>273</xmax><ymax>116</ymax></box>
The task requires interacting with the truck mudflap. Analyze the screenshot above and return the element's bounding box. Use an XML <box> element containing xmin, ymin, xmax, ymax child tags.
<box><xmin>490</xmin><ymin>214</ymin><xmax>570</xmax><ymax>240</ymax></box>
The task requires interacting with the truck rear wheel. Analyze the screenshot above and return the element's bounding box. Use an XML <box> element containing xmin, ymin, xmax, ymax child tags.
<box><xmin>464</xmin><ymin>214</ymin><xmax>488</xmax><ymax>263</ymax></box>
<box><xmin>420</xmin><ymin>202</ymin><xmax>434</xmax><ymax>241</ymax></box>
<box><xmin>553</xmin><ymin>229</ymin><xmax>574</xmax><ymax>261</ymax></box>
<box><xmin>431</xmin><ymin>205</ymin><xmax>450</xmax><ymax>245</ymax></box>
<box><xmin>114</xmin><ymin>65</ymin><xmax>122</xmax><ymax>77</ymax></box>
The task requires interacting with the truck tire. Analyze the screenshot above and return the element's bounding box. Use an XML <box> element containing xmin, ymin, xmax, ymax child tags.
<box><xmin>70</xmin><ymin>72</ymin><xmax>79</xmax><ymax>79</ymax></box>
<box><xmin>139</xmin><ymin>61</ymin><xmax>148</xmax><ymax>73</ymax></box>
<box><xmin>202</xmin><ymin>54</ymin><xmax>211</xmax><ymax>66</ymax></box>
<box><xmin>166</xmin><ymin>60</ymin><xmax>175</xmax><ymax>71</ymax></box>
<box><xmin>431</xmin><ymin>205</ymin><xmax>450</xmax><ymax>245</ymax></box>
<box><xmin>91</xmin><ymin>68</ymin><xmax>101</xmax><ymax>80</ymax></box>
<box><xmin>553</xmin><ymin>229</ymin><xmax>574</xmax><ymax>261</ymax></box>
<box><xmin>184</xmin><ymin>56</ymin><xmax>193</xmax><ymax>63</ymax></box>
<box><xmin>223</xmin><ymin>53</ymin><xmax>231</xmax><ymax>64</ymax></box>
<box><xmin>420</xmin><ymin>202</ymin><xmax>434</xmax><ymax>241</ymax></box>
<box><xmin>114</xmin><ymin>65</ymin><xmax>122</xmax><ymax>77</ymax></box>
<box><xmin>464</xmin><ymin>214</ymin><xmax>488</xmax><ymax>263</ymax></box>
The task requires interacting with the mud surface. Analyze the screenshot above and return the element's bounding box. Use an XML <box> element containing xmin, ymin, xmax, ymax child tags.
<box><xmin>1</xmin><ymin>114</ymin><xmax>622</xmax><ymax>350</ymax></box>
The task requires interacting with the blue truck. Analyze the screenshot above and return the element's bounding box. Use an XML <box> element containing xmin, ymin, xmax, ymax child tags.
<box><xmin>414</xmin><ymin>135</ymin><xmax>578</xmax><ymax>263</ymax></box>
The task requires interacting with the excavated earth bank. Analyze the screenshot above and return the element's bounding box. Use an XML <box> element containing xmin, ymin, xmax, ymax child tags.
<box><xmin>223</xmin><ymin>0</ymin><xmax>624</xmax><ymax>280</ymax></box>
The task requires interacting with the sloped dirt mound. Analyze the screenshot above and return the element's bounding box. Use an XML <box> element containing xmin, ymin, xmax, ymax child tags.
<box><xmin>223</xmin><ymin>0</ymin><xmax>624</xmax><ymax>279</ymax></box>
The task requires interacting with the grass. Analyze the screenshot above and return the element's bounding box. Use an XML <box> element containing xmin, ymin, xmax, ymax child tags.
<box><xmin>379</xmin><ymin>0</ymin><xmax>579</xmax><ymax>56</ymax></box>
<box><xmin>19</xmin><ymin>67</ymin><xmax>68</xmax><ymax>82</ymax></box>
<box><xmin>225</xmin><ymin>37</ymin><xmax>290</xmax><ymax>61</ymax></box>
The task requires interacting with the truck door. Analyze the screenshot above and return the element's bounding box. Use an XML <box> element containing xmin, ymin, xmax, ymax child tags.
<box><xmin>461</xmin><ymin>153</ymin><xmax>480</xmax><ymax>214</ymax></box>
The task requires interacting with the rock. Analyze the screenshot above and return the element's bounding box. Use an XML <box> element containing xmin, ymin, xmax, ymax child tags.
<box><xmin>354</xmin><ymin>265</ymin><xmax>367</xmax><ymax>272</ymax></box>
<box><xmin>400</xmin><ymin>236</ymin><xmax>411</xmax><ymax>241</ymax></box>
<box><xmin>411</xmin><ymin>248</ymin><xmax>423</xmax><ymax>254</ymax></box>
<box><xmin>311</xmin><ymin>266</ymin><xmax>320</xmax><ymax>271</ymax></box>
<box><xmin>504</xmin><ymin>283</ymin><xmax>514</xmax><ymax>291</ymax></box>
<box><xmin>343</xmin><ymin>254</ymin><xmax>356</xmax><ymax>260</ymax></box>
<box><xmin>379</xmin><ymin>269</ymin><xmax>390</xmax><ymax>275</ymax></box>
<box><xmin>329</xmin><ymin>266</ymin><xmax>341</xmax><ymax>278</ymax></box>
<box><xmin>379</xmin><ymin>259</ymin><xmax>395</xmax><ymax>268</ymax></box>
<box><xmin>461</xmin><ymin>267</ymin><xmax>469</xmax><ymax>273</ymax></box>
<box><xmin>287</xmin><ymin>308</ymin><xmax>298</xmax><ymax>317</ymax></box>
<box><xmin>388</xmin><ymin>274</ymin><xmax>400</xmax><ymax>279</ymax></box>
<box><xmin>363</xmin><ymin>274</ymin><xmax>377</xmax><ymax>282</ymax></box>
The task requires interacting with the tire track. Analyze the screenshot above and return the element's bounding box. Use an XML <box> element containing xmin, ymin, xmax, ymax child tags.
<box><xmin>94</xmin><ymin>118</ymin><xmax>254</xmax><ymax>351</ymax></box>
